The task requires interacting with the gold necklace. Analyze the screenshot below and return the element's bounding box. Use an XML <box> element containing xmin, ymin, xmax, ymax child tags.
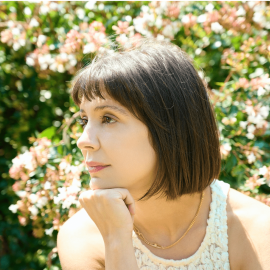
<box><xmin>133</xmin><ymin>191</ymin><xmax>204</xmax><ymax>249</ymax></box>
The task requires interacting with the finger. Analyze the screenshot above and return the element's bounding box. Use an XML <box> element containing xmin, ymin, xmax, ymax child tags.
<box><xmin>128</xmin><ymin>204</ymin><xmax>135</xmax><ymax>216</ymax></box>
<box><xmin>114</xmin><ymin>188</ymin><xmax>136</xmax><ymax>215</ymax></box>
<box><xmin>79</xmin><ymin>190</ymin><xmax>93</xmax><ymax>206</ymax></box>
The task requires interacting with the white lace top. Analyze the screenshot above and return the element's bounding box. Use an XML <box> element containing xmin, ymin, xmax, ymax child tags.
<box><xmin>132</xmin><ymin>179</ymin><xmax>231</xmax><ymax>270</ymax></box>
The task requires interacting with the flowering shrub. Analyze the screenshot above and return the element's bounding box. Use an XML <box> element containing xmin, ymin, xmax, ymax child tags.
<box><xmin>1</xmin><ymin>1</ymin><xmax>270</xmax><ymax>269</ymax></box>
<box><xmin>8</xmin><ymin>136</ymin><xmax>89</xmax><ymax>237</ymax></box>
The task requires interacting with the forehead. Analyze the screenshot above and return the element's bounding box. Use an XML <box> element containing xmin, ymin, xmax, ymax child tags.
<box><xmin>80</xmin><ymin>91</ymin><xmax>115</xmax><ymax>106</ymax></box>
<box><xmin>79</xmin><ymin>93</ymin><xmax>129</xmax><ymax>116</ymax></box>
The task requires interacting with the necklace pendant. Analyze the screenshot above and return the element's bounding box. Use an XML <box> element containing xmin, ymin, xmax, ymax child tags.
<box><xmin>152</xmin><ymin>243</ymin><xmax>162</xmax><ymax>249</ymax></box>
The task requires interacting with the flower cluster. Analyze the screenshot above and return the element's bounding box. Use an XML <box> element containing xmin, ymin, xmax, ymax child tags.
<box><xmin>8</xmin><ymin>137</ymin><xmax>88</xmax><ymax>238</ymax></box>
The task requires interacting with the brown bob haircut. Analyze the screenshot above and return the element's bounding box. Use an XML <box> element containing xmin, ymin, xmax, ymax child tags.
<box><xmin>71</xmin><ymin>37</ymin><xmax>221</xmax><ymax>201</ymax></box>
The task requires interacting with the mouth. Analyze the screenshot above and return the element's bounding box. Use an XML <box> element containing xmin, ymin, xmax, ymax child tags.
<box><xmin>87</xmin><ymin>165</ymin><xmax>110</xmax><ymax>173</ymax></box>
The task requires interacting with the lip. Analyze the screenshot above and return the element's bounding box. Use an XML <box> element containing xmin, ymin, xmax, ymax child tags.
<box><xmin>85</xmin><ymin>161</ymin><xmax>110</xmax><ymax>173</ymax></box>
<box><xmin>86</xmin><ymin>161</ymin><xmax>109</xmax><ymax>167</ymax></box>
<box><xmin>88</xmin><ymin>166</ymin><xmax>110</xmax><ymax>173</ymax></box>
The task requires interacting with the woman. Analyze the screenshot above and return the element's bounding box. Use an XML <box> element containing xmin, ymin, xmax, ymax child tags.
<box><xmin>57</xmin><ymin>38</ymin><xmax>270</xmax><ymax>270</ymax></box>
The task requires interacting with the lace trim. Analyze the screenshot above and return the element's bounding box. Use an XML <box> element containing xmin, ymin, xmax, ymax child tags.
<box><xmin>132</xmin><ymin>179</ymin><xmax>230</xmax><ymax>268</ymax></box>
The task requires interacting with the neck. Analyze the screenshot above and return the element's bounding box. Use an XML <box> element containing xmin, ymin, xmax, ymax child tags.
<box><xmin>131</xmin><ymin>185</ymin><xmax>212</xmax><ymax>245</ymax></box>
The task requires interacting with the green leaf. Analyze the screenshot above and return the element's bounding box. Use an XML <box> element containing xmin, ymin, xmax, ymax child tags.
<box><xmin>231</xmin><ymin>164</ymin><xmax>247</xmax><ymax>177</ymax></box>
<box><xmin>225</xmin><ymin>154</ymin><xmax>237</xmax><ymax>172</ymax></box>
<box><xmin>38</xmin><ymin>126</ymin><xmax>57</xmax><ymax>140</ymax></box>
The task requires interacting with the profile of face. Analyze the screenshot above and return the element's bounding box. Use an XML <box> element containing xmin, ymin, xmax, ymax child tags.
<box><xmin>77</xmin><ymin>91</ymin><xmax>158</xmax><ymax>198</ymax></box>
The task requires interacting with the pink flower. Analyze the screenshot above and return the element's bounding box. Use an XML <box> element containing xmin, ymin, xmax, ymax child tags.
<box><xmin>166</xmin><ymin>5</ymin><xmax>180</xmax><ymax>19</ymax></box>
<box><xmin>182</xmin><ymin>13</ymin><xmax>197</xmax><ymax>28</ymax></box>
<box><xmin>0</xmin><ymin>29</ymin><xmax>13</xmax><ymax>45</ymax></box>
<box><xmin>235</xmin><ymin>78</ymin><xmax>250</xmax><ymax>89</ymax></box>
<box><xmin>112</xmin><ymin>21</ymin><xmax>134</xmax><ymax>35</ymax></box>
<box><xmin>60</xmin><ymin>29</ymin><xmax>84</xmax><ymax>54</ymax></box>
<box><xmin>130</xmin><ymin>33</ymin><xmax>142</xmax><ymax>47</ymax></box>
<box><xmin>20</xmin><ymin>171</ymin><xmax>30</xmax><ymax>181</ymax></box>
<box><xmin>18</xmin><ymin>216</ymin><xmax>28</xmax><ymax>226</ymax></box>
<box><xmin>250</xmin><ymin>74</ymin><xmax>270</xmax><ymax>91</ymax></box>
<box><xmin>12</xmin><ymin>182</ymin><xmax>20</xmax><ymax>192</ymax></box>
<box><xmin>89</xmin><ymin>21</ymin><xmax>106</xmax><ymax>33</ymax></box>
<box><xmin>9</xmin><ymin>165</ymin><xmax>21</xmax><ymax>180</ymax></box>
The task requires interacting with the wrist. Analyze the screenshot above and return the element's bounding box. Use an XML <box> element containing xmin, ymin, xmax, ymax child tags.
<box><xmin>103</xmin><ymin>230</ymin><xmax>133</xmax><ymax>246</ymax></box>
<box><xmin>104</xmin><ymin>233</ymin><xmax>139</xmax><ymax>270</ymax></box>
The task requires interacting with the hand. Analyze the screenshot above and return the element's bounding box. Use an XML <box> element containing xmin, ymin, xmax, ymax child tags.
<box><xmin>79</xmin><ymin>188</ymin><xmax>136</xmax><ymax>241</ymax></box>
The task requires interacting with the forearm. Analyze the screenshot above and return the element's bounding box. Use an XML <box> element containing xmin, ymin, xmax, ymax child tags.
<box><xmin>104</xmin><ymin>235</ymin><xmax>139</xmax><ymax>270</ymax></box>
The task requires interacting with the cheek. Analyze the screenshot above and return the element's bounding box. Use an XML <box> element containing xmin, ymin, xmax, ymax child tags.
<box><xmin>105</xmin><ymin>128</ymin><xmax>157</xmax><ymax>180</ymax></box>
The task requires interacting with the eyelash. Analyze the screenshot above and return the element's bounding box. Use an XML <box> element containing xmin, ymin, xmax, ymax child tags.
<box><xmin>76</xmin><ymin>115</ymin><xmax>116</xmax><ymax>128</ymax></box>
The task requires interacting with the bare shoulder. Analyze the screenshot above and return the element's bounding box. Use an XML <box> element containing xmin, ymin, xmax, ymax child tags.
<box><xmin>226</xmin><ymin>187</ymin><xmax>270</xmax><ymax>270</ymax></box>
<box><xmin>57</xmin><ymin>208</ymin><xmax>105</xmax><ymax>270</ymax></box>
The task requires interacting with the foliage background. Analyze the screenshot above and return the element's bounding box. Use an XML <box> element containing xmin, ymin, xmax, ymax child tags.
<box><xmin>1</xmin><ymin>1</ymin><xmax>270</xmax><ymax>269</ymax></box>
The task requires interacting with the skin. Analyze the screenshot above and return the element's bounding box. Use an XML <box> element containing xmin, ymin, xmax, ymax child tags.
<box><xmin>57</xmin><ymin>91</ymin><xmax>270</xmax><ymax>270</ymax></box>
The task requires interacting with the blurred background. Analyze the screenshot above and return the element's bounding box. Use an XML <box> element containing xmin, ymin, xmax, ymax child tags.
<box><xmin>1</xmin><ymin>1</ymin><xmax>270</xmax><ymax>269</ymax></box>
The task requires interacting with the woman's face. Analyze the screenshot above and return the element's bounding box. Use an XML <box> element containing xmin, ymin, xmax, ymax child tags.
<box><xmin>77</xmin><ymin>91</ymin><xmax>157</xmax><ymax>198</ymax></box>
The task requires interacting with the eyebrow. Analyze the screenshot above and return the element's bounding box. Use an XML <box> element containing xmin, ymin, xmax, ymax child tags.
<box><xmin>79</xmin><ymin>105</ymin><xmax>128</xmax><ymax>116</ymax></box>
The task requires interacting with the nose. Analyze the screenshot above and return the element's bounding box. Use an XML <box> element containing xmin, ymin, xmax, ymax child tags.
<box><xmin>76</xmin><ymin>125</ymin><xmax>100</xmax><ymax>151</ymax></box>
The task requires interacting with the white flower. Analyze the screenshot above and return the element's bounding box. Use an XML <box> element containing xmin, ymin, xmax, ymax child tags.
<box><xmin>76</xmin><ymin>8</ymin><xmax>85</xmax><ymax>20</ymax></box>
<box><xmin>39</xmin><ymin>5</ymin><xmax>49</xmax><ymax>15</ymax></box>
<box><xmin>247</xmin><ymin>152</ymin><xmax>256</xmax><ymax>163</ymax></box>
<box><xmin>240</xmin><ymin>121</ymin><xmax>248</xmax><ymax>129</ymax></box>
<box><xmin>54</xmin><ymin>196</ymin><xmax>62</xmax><ymax>205</ymax></box>
<box><xmin>205</xmin><ymin>3</ymin><xmax>215</xmax><ymax>12</ymax></box>
<box><xmin>256</xmin><ymin>119</ymin><xmax>265</xmax><ymax>129</ymax></box>
<box><xmin>29</xmin><ymin>193</ymin><xmax>38</xmax><ymax>203</ymax></box>
<box><xmin>155</xmin><ymin>16</ymin><xmax>163</xmax><ymax>29</ymax></box>
<box><xmin>36</xmin><ymin>196</ymin><xmax>48</xmax><ymax>208</ymax></box>
<box><xmin>26</xmin><ymin>56</ymin><xmax>35</xmax><ymax>66</ymax></box>
<box><xmin>13</xmin><ymin>43</ymin><xmax>21</xmax><ymax>51</ymax></box>
<box><xmin>18</xmin><ymin>39</ymin><xmax>25</xmax><ymax>46</ymax></box>
<box><xmin>44</xmin><ymin>181</ymin><xmax>51</xmax><ymax>190</ymax></box>
<box><xmin>245</xmin><ymin>106</ymin><xmax>254</xmax><ymax>115</ymax></box>
<box><xmin>247</xmin><ymin>124</ymin><xmax>256</xmax><ymax>134</ymax></box>
<box><xmin>57</xmin><ymin>64</ymin><xmax>65</xmax><ymax>73</ymax></box>
<box><xmin>45</xmin><ymin>227</ymin><xmax>54</xmax><ymax>236</ymax></box>
<box><xmin>197</xmin><ymin>14</ymin><xmax>207</xmax><ymax>23</ymax></box>
<box><xmin>211</xmin><ymin>22</ymin><xmax>224</xmax><ymax>33</ymax></box>
<box><xmin>259</xmin><ymin>106</ymin><xmax>269</xmax><ymax>118</ymax></box>
<box><xmin>125</xmin><ymin>15</ymin><xmax>132</xmax><ymax>22</ymax></box>
<box><xmin>24</xmin><ymin>7</ymin><xmax>32</xmax><ymax>16</ymax></box>
<box><xmin>84</xmin><ymin>1</ymin><xmax>97</xmax><ymax>10</ymax></box>
<box><xmin>67</xmin><ymin>185</ymin><xmax>80</xmax><ymax>195</ymax></box>
<box><xmin>156</xmin><ymin>34</ymin><xmax>165</xmax><ymax>41</ymax></box>
<box><xmin>236</xmin><ymin>6</ymin><xmax>246</xmax><ymax>16</ymax></box>
<box><xmin>259</xmin><ymin>166</ymin><xmax>268</xmax><ymax>175</ymax></box>
<box><xmin>223</xmin><ymin>143</ymin><xmax>232</xmax><ymax>152</ymax></box>
<box><xmin>246</xmin><ymin>133</ymin><xmax>255</xmax><ymax>140</ymax></box>
<box><xmin>29</xmin><ymin>18</ymin><xmax>39</xmax><ymax>28</ymax></box>
<box><xmin>182</xmin><ymin>15</ymin><xmax>190</xmax><ymax>24</ymax></box>
<box><xmin>49</xmin><ymin>2</ymin><xmax>58</xmax><ymax>10</ymax></box>
<box><xmin>29</xmin><ymin>205</ymin><xmax>39</xmax><ymax>216</ymax></box>
<box><xmin>62</xmin><ymin>196</ymin><xmax>77</xmax><ymax>209</ymax></box>
<box><xmin>16</xmin><ymin>191</ymin><xmax>27</xmax><ymax>198</ymax></box>
<box><xmin>11</xmin><ymin>27</ymin><xmax>20</xmax><ymax>35</ymax></box>
<box><xmin>37</xmin><ymin>34</ymin><xmax>47</xmax><ymax>44</ymax></box>
<box><xmin>9</xmin><ymin>204</ymin><xmax>19</xmax><ymax>213</ymax></box>
<box><xmin>258</xmin><ymin>87</ymin><xmax>266</xmax><ymax>96</ymax></box>
<box><xmin>83</xmin><ymin>43</ymin><xmax>97</xmax><ymax>54</ymax></box>
<box><xmin>141</xmin><ymin>5</ymin><xmax>149</xmax><ymax>13</ymax></box>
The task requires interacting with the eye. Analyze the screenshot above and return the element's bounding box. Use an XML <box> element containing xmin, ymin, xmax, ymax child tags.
<box><xmin>100</xmin><ymin>115</ymin><xmax>116</xmax><ymax>125</ymax></box>
<box><xmin>76</xmin><ymin>118</ymin><xmax>87</xmax><ymax>129</ymax></box>
<box><xmin>76</xmin><ymin>115</ymin><xmax>116</xmax><ymax>129</ymax></box>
